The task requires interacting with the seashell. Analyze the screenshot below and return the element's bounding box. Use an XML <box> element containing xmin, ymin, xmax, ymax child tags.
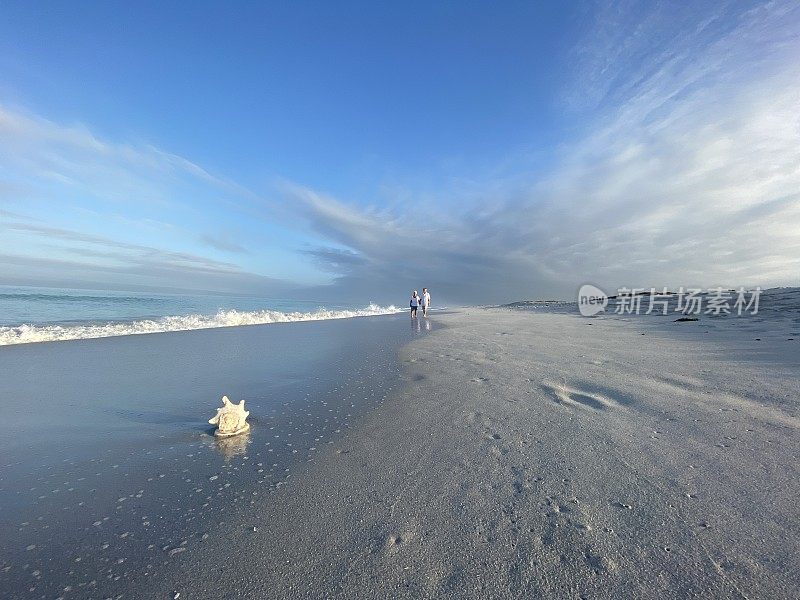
<box><xmin>208</xmin><ymin>396</ymin><xmax>250</xmax><ymax>437</ymax></box>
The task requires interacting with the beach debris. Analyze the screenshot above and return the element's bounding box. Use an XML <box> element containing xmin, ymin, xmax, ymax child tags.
<box><xmin>208</xmin><ymin>396</ymin><xmax>250</xmax><ymax>438</ymax></box>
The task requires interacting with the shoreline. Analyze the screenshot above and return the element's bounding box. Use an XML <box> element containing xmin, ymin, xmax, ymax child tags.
<box><xmin>0</xmin><ymin>304</ymin><xmax>406</xmax><ymax>347</ymax></box>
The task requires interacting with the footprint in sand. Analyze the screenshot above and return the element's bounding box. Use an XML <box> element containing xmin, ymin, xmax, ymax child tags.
<box><xmin>383</xmin><ymin>524</ymin><xmax>418</xmax><ymax>554</ymax></box>
<box><xmin>535</xmin><ymin>494</ymin><xmax>603</xmax><ymax>563</ymax></box>
<box><xmin>464</xmin><ymin>411</ymin><xmax>511</xmax><ymax>455</ymax></box>
<box><xmin>485</xmin><ymin>428</ymin><xmax>510</xmax><ymax>455</ymax></box>
<box><xmin>510</xmin><ymin>465</ymin><xmax>541</xmax><ymax>496</ymax></box>
<box><xmin>465</xmin><ymin>411</ymin><xmax>490</xmax><ymax>426</ymax></box>
<box><xmin>542</xmin><ymin>381</ymin><xmax>616</xmax><ymax>411</ymax></box>
<box><xmin>489</xmin><ymin>445</ymin><xmax>510</xmax><ymax>457</ymax></box>
<box><xmin>584</xmin><ymin>549</ymin><xmax>615</xmax><ymax>573</ymax></box>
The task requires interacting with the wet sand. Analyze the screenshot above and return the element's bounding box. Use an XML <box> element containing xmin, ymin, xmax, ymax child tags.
<box><xmin>0</xmin><ymin>314</ymin><xmax>433</xmax><ymax>599</ymax></box>
<box><xmin>136</xmin><ymin>308</ymin><xmax>798</xmax><ymax>599</ymax></box>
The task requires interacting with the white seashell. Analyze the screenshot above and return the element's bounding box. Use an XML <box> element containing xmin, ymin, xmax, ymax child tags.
<box><xmin>208</xmin><ymin>395</ymin><xmax>250</xmax><ymax>437</ymax></box>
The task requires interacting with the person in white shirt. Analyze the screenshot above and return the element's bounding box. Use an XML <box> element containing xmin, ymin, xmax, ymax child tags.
<box><xmin>420</xmin><ymin>287</ymin><xmax>431</xmax><ymax>317</ymax></box>
<box><xmin>410</xmin><ymin>290</ymin><xmax>420</xmax><ymax>318</ymax></box>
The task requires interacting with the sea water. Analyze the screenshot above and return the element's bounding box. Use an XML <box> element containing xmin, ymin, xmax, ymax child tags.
<box><xmin>0</xmin><ymin>285</ymin><xmax>401</xmax><ymax>345</ymax></box>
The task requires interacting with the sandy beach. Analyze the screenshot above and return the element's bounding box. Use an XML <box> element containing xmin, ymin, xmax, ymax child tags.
<box><xmin>116</xmin><ymin>307</ymin><xmax>798</xmax><ymax>599</ymax></box>
<box><xmin>1</xmin><ymin>306</ymin><xmax>798</xmax><ymax>598</ymax></box>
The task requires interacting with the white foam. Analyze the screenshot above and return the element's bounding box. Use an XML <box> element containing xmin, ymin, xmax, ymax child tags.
<box><xmin>0</xmin><ymin>303</ymin><xmax>403</xmax><ymax>346</ymax></box>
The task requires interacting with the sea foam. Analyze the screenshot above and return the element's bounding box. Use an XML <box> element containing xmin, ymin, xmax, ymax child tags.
<box><xmin>0</xmin><ymin>303</ymin><xmax>402</xmax><ymax>346</ymax></box>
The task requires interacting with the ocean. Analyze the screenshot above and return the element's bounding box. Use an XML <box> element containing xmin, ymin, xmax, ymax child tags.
<box><xmin>0</xmin><ymin>285</ymin><xmax>402</xmax><ymax>345</ymax></box>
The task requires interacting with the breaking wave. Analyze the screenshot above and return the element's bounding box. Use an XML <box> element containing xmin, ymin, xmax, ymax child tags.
<box><xmin>0</xmin><ymin>303</ymin><xmax>403</xmax><ymax>346</ymax></box>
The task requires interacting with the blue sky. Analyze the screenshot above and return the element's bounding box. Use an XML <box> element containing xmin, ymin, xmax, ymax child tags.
<box><xmin>1</xmin><ymin>1</ymin><xmax>799</xmax><ymax>303</ymax></box>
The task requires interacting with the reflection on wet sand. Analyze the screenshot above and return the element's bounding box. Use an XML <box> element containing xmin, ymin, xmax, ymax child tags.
<box><xmin>411</xmin><ymin>317</ymin><xmax>433</xmax><ymax>332</ymax></box>
<box><xmin>204</xmin><ymin>430</ymin><xmax>251</xmax><ymax>461</ymax></box>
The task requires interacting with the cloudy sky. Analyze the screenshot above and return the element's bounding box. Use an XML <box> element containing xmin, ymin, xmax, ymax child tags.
<box><xmin>1</xmin><ymin>1</ymin><xmax>798</xmax><ymax>304</ymax></box>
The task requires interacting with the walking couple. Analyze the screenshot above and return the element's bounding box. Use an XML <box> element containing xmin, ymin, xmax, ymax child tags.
<box><xmin>410</xmin><ymin>288</ymin><xmax>431</xmax><ymax>318</ymax></box>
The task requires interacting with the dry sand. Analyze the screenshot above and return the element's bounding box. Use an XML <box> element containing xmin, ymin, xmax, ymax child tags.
<box><xmin>142</xmin><ymin>308</ymin><xmax>799</xmax><ymax>599</ymax></box>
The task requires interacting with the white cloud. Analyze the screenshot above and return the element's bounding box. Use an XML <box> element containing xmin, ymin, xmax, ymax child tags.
<box><xmin>0</xmin><ymin>105</ymin><xmax>298</xmax><ymax>294</ymax></box>
<box><xmin>0</xmin><ymin>103</ymin><xmax>250</xmax><ymax>206</ymax></box>
<box><xmin>283</xmin><ymin>1</ymin><xmax>800</xmax><ymax>302</ymax></box>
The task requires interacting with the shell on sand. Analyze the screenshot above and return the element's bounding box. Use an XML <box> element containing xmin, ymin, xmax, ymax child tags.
<box><xmin>208</xmin><ymin>395</ymin><xmax>250</xmax><ymax>438</ymax></box>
